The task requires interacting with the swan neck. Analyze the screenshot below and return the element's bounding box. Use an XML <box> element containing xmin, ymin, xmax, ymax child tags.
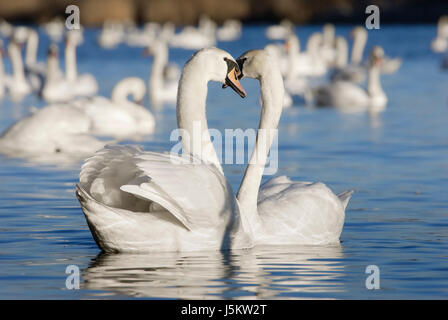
<box><xmin>176</xmin><ymin>63</ymin><xmax>222</xmax><ymax>172</ymax></box>
<box><xmin>149</xmin><ymin>49</ymin><xmax>166</xmax><ymax>107</ymax></box>
<box><xmin>237</xmin><ymin>70</ymin><xmax>283</xmax><ymax>222</ymax></box>
<box><xmin>45</xmin><ymin>54</ymin><xmax>59</xmax><ymax>84</ymax></box>
<box><xmin>367</xmin><ymin>65</ymin><xmax>383</xmax><ymax>96</ymax></box>
<box><xmin>351</xmin><ymin>32</ymin><xmax>367</xmax><ymax>65</ymax></box>
<box><xmin>25</xmin><ymin>31</ymin><xmax>38</xmax><ymax>66</ymax></box>
<box><xmin>65</xmin><ymin>43</ymin><xmax>77</xmax><ymax>82</ymax></box>
<box><xmin>9</xmin><ymin>45</ymin><xmax>26</xmax><ymax>82</ymax></box>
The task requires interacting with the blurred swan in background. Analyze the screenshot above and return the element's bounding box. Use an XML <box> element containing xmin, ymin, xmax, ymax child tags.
<box><xmin>169</xmin><ymin>16</ymin><xmax>216</xmax><ymax>49</ymax></box>
<box><xmin>65</xmin><ymin>30</ymin><xmax>98</xmax><ymax>97</ymax></box>
<box><xmin>42</xmin><ymin>17</ymin><xmax>65</xmax><ymax>43</ymax></box>
<box><xmin>41</xmin><ymin>44</ymin><xmax>73</xmax><ymax>103</ymax></box>
<box><xmin>0</xmin><ymin>40</ymin><xmax>5</xmax><ymax>100</ymax></box>
<box><xmin>98</xmin><ymin>20</ymin><xmax>125</xmax><ymax>49</ymax></box>
<box><xmin>0</xmin><ymin>102</ymin><xmax>105</xmax><ymax>160</ymax></box>
<box><xmin>266</xmin><ymin>19</ymin><xmax>293</xmax><ymax>40</ymax></box>
<box><xmin>320</xmin><ymin>23</ymin><xmax>337</xmax><ymax>67</ymax></box>
<box><xmin>4</xmin><ymin>38</ymin><xmax>32</xmax><ymax>101</ymax></box>
<box><xmin>145</xmin><ymin>40</ymin><xmax>179</xmax><ymax>109</ymax></box>
<box><xmin>75</xmin><ymin>48</ymin><xmax>251</xmax><ymax>253</ymax></box>
<box><xmin>217</xmin><ymin>19</ymin><xmax>242</xmax><ymax>41</ymax></box>
<box><xmin>72</xmin><ymin>77</ymin><xmax>155</xmax><ymax>139</ymax></box>
<box><xmin>431</xmin><ymin>15</ymin><xmax>448</xmax><ymax>53</ymax></box>
<box><xmin>284</xmin><ymin>32</ymin><xmax>327</xmax><ymax>77</ymax></box>
<box><xmin>308</xmin><ymin>46</ymin><xmax>387</xmax><ymax>114</ymax></box>
<box><xmin>331</xmin><ymin>26</ymin><xmax>367</xmax><ymax>83</ymax></box>
<box><xmin>236</xmin><ymin>49</ymin><xmax>353</xmax><ymax>246</ymax></box>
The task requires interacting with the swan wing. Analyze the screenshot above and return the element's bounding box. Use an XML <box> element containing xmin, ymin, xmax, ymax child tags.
<box><xmin>80</xmin><ymin>145</ymin><xmax>235</xmax><ymax>231</ymax></box>
<box><xmin>257</xmin><ymin>176</ymin><xmax>353</xmax><ymax>244</ymax></box>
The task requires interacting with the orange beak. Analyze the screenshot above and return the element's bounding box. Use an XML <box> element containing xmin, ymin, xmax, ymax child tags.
<box><xmin>224</xmin><ymin>67</ymin><xmax>246</xmax><ymax>98</ymax></box>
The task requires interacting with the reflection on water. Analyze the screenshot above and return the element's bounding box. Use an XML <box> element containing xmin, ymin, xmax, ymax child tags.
<box><xmin>82</xmin><ymin>245</ymin><xmax>344</xmax><ymax>299</ymax></box>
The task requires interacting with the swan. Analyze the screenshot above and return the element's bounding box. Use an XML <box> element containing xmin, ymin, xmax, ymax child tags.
<box><xmin>145</xmin><ymin>40</ymin><xmax>179</xmax><ymax>109</ymax></box>
<box><xmin>431</xmin><ymin>16</ymin><xmax>448</xmax><ymax>53</ymax></box>
<box><xmin>0</xmin><ymin>101</ymin><xmax>105</xmax><ymax>160</ymax></box>
<box><xmin>0</xmin><ymin>40</ymin><xmax>5</xmax><ymax>100</ymax></box>
<box><xmin>235</xmin><ymin>49</ymin><xmax>353</xmax><ymax>245</ymax></box>
<box><xmin>4</xmin><ymin>38</ymin><xmax>32</xmax><ymax>101</ymax></box>
<box><xmin>309</xmin><ymin>46</ymin><xmax>387</xmax><ymax>114</ymax></box>
<box><xmin>41</xmin><ymin>45</ymin><xmax>74</xmax><ymax>103</ymax></box>
<box><xmin>98</xmin><ymin>20</ymin><xmax>124</xmax><ymax>49</ymax></box>
<box><xmin>71</xmin><ymin>77</ymin><xmax>155</xmax><ymax>139</ymax></box>
<box><xmin>65</xmin><ymin>30</ymin><xmax>98</xmax><ymax>97</ymax></box>
<box><xmin>284</xmin><ymin>33</ymin><xmax>327</xmax><ymax>77</ymax></box>
<box><xmin>320</xmin><ymin>23</ymin><xmax>337</xmax><ymax>67</ymax></box>
<box><xmin>330</xmin><ymin>27</ymin><xmax>367</xmax><ymax>83</ymax></box>
<box><xmin>75</xmin><ymin>47</ymin><xmax>252</xmax><ymax>253</ymax></box>
<box><xmin>169</xmin><ymin>16</ymin><xmax>216</xmax><ymax>50</ymax></box>
<box><xmin>42</xmin><ymin>17</ymin><xmax>65</xmax><ymax>43</ymax></box>
<box><xmin>265</xmin><ymin>19</ymin><xmax>293</xmax><ymax>40</ymax></box>
<box><xmin>217</xmin><ymin>20</ymin><xmax>242</xmax><ymax>42</ymax></box>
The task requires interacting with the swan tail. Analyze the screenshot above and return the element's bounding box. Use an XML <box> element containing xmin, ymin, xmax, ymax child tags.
<box><xmin>337</xmin><ymin>189</ymin><xmax>354</xmax><ymax>210</ymax></box>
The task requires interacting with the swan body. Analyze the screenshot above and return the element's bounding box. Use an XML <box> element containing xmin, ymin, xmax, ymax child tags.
<box><xmin>0</xmin><ymin>103</ymin><xmax>104</xmax><ymax>158</ymax></box>
<box><xmin>236</xmin><ymin>49</ymin><xmax>353</xmax><ymax>246</ymax></box>
<box><xmin>73</xmin><ymin>77</ymin><xmax>155</xmax><ymax>138</ymax></box>
<box><xmin>76</xmin><ymin>48</ymin><xmax>251</xmax><ymax>253</ymax></box>
<box><xmin>311</xmin><ymin>46</ymin><xmax>387</xmax><ymax>114</ymax></box>
<box><xmin>98</xmin><ymin>21</ymin><xmax>124</xmax><ymax>49</ymax></box>
<box><xmin>266</xmin><ymin>20</ymin><xmax>293</xmax><ymax>40</ymax></box>
<box><xmin>217</xmin><ymin>20</ymin><xmax>242</xmax><ymax>41</ymax></box>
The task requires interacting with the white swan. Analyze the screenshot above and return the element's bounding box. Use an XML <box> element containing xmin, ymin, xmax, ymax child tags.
<box><xmin>235</xmin><ymin>49</ymin><xmax>353</xmax><ymax>245</ymax></box>
<box><xmin>4</xmin><ymin>38</ymin><xmax>32</xmax><ymax>101</ymax></box>
<box><xmin>0</xmin><ymin>40</ymin><xmax>5</xmax><ymax>100</ymax></box>
<box><xmin>330</xmin><ymin>27</ymin><xmax>367</xmax><ymax>83</ymax></box>
<box><xmin>284</xmin><ymin>33</ymin><xmax>327</xmax><ymax>77</ymax></box>
<box><xmin>431</xmin><ymin>16</ymin><xmax>448</xmax><ymax>53</ymax></box>
<box><xmin>71</xmin><ymin>77</ymin><xmax>155</xmax><ymax>139</ymax></box>
<box><xmin>41</xmin><ymin>45</ymin><xmax>74</xmax><ymax>103</ymax></box>
<box><xmin>265</xmin><ymin>19</ymin><xmax>293</xmax><ymax>40</ymax></box>
<box><xmin>310</xmin><ymin>46</ymin><xmax>387</xmax><ymax>114</ymax></box>
<box><xmin>65</xmin><ymin>30</ymin><xmax>98</xmax><ymax>97</ymax></box>
<box><xmin>0</xmin><ymin>102</ymin><xmax>105</xmax><ymax>160</ymax></box>
<box><xmin>98</xmin><ymin>20</ymin><xmax>124</xmax><ymax>49</ymax></box>
<box><xmin>217</xmin><ymin>19</ymin><xmax>242</xmax><ymax>42</ymax></box>
<box><xmin>75</xmin><ymin>47</ymin><xmax>252</xmax><ymax>253</ymax></box>
<box><xmin>169</xmin><ymin>16</ymin><xmax>216</xmax><ymax>50</ymax></box>
<box><xmin>145</xmin><ymin>40</ymin><xmax>179</xmax><ymax>109</ymax></box>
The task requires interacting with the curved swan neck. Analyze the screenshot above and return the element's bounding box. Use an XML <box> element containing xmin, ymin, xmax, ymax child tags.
<box><xmin>65</xmin><ymin>41</ymin><xmax>77</xmax><ymax>82</ymax></box>
<box><xmin>176</xmin><ymin>55</ymin><xmax>222</xmax><ymax>172</ymax></box>
<box><xmin>237</xmin><ymin>61</ymin><xmax>284</xmax><ymax>222</ymax></box>
<box><xmin>111</xmin><ymin>78</ymin><xmax>145</xmax><ymax>104</ymax></box>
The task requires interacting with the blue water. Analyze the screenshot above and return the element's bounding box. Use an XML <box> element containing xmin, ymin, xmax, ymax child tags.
<box><xmin>0</xmin><ymin>25</ymin><xmax>447</xmax><ymax>299</ymax></box>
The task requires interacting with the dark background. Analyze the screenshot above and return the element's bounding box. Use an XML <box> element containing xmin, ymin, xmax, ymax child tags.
<box><xmin>0</xmin><ymin>0</ymin><xmax>447</xmax><ymax>26</ymax></box>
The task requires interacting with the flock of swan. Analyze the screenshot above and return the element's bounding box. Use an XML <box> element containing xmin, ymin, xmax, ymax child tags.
<box><xmin>3</xmin><ymin>15</ymin><xmax>437</xmax><ymax>254</ymax></box>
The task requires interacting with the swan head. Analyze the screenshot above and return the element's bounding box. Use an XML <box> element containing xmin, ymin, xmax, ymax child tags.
<box><xmin>187</xmin><ymin>47</ymin><xmax>246</xmax><ymax>98</ymax></box>
<box><xmin>368</xmin><ymin>46</ymin><xmax>385</xmax><ymax>67</ymax></box>
<box><xmin>236</xmin><ymin>49</ymin><xmax>279</xmax><ymax>80</ymax></box>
